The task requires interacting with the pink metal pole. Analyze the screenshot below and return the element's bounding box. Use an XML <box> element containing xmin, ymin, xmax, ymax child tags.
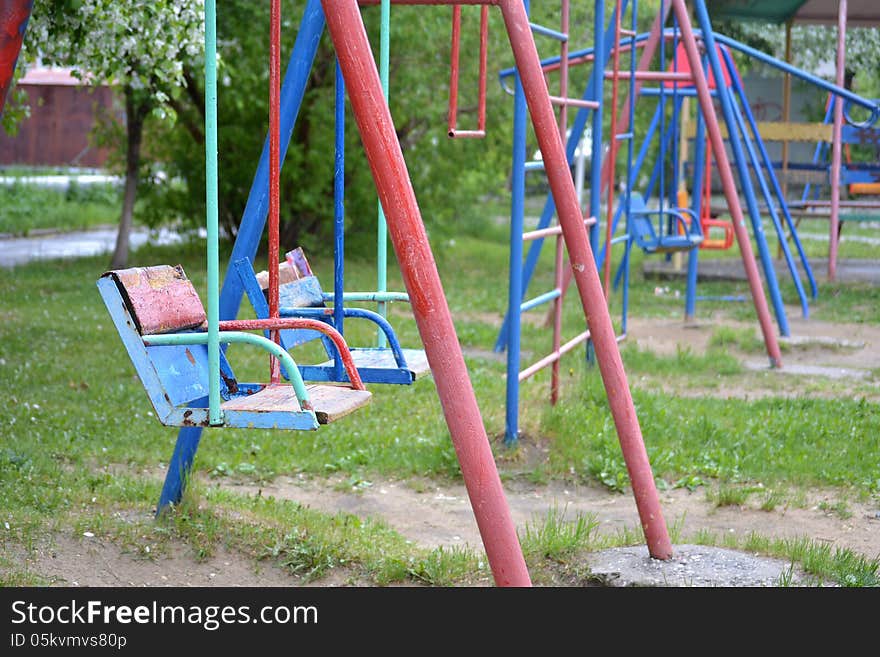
<box><xmin>829</xmin><ymin>0</ymin><xmax>847</xmax><ymax>282</ymax></box>
<box><xmin>477</xmin><ymin>5</ymin><xmax>487</xmax><ymax>132</ymax></box>
<box><xmin>268</xmin><ymin>0</ymin><xmax>282</xmax><ymax>383</ymax></box>
<box><xmin>498</xmin><ymin>0</ymin><xmax>673</xmax><ymax>560</ymax></box>
<box><xmin>671</xmin><ymin>0</ymin><xmax>783</xmax><ymax>368</ymax></box>
<box><xmin>551</xmin><ymin>0</ymin><xmax>570</xmax><ymax>405</ymax></box>
<box><xmin>447</xmin><ymin>5</ymin><xmax>462</xmax><ymax>135</ymax></box>
<box><xmin>447</xmin><ymin>5</ymin><xmax>488</xmax><ymax>139</ymax></box>
<box><xmin>323</xmin><ymin>0</ymin><xmax>531</xmax><ymax>586</ymax></box>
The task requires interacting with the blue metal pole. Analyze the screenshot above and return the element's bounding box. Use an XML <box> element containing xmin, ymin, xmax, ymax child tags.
<box><xmin>723</xmin><ymin>57</ymin><xmax>810</xmax><ymax>317</ymax></box>
<box><xmin>692</xmin><ymin>0</ymin><xmax>790</xmax><ymax>337</ymax></box>
<box><xmin>504</xmin><ymin>0</ymin><xmax>529</xmax><ymax>445</ymax></box>
<box><xmin>333</xmin><ymin>59</ymin><xmax>346</xmax><ymax>380</ymax></box>
<box><xmin>158</xmin><ymin>0</ymin><xmax>326</xmax><ymax>513</ymax></box>
<box><xmin>643</xmin><ymin>113</ymin><xmax>679</xmax><ymax>206</ymax></box>
<box><xmin>590</xmin><ymin>0</ymin><xmax>605</xmax><ymax>258</ymax></box>
<box><xmin>710</xmin><ymin>31</ymin><xmax>879</xmax><ymax>121</ymax></box>
<box><xmin>720</xmin><ymin>47</ymin><xmax>818</xmax><ymax>300</ymax></box>
<box><xmin>685</xmin><ymin>88</ymin><xmax>707</xmax><ymax>321</ymax></box>
<box><xmin>618</xmin><ymin>0</ymin><xmax>637</xmax><ymax>334</ymax></box>
<box><xmin>657</xmin><ymin>0</ymin><xmax>667</xmax><ymax>236</ymax></box>
<box><xmin>584</xmin><ymin>0</ymin><xmax>605</xmax><ymax>367</ymax></box>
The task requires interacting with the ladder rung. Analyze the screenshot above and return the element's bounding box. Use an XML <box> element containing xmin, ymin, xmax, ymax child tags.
<box><xmin>520</xmin><ymin>288</ymin><xmax>561</xmax><ymax>313</ymax></box>
<box><xmin>522</xmin><ymin>216</ymin><xmax>596</xmax><ymax>242</ymax></box>
<box><xmin>519</xmin><ymin>330</ymin><xmax>591</xmax><ymax>381</ymax></box>
<box><xmin>529</xmin><ymin>22</ymin><xmax>568</xmax><ymax>42</ymax></box>
<box><xmin>548</xmin><ymin>95</ymin><xmax>600</xmax><ymax>110</ymax></box>
<box><xmin>605</xmin><ymin>71</ymin><xmax>693</xmax><ymax>82</ymax></box>
<box><xmin>448</xmin><ymin>129</ymin><xmax>486</xmax><ymax>139</ymax></box>
<box><xmin>524</xmin><ymin>161</ymin><xmax>546</xmax><ymax>172</ymax></box>
<box><xmin>619</xmin><ymin>28</ymin><xmax>637</xmax><ymax>37</ymax></box>
<box><xmin>615</xmin><ymin>132</ymin><xmax>634</xmax><ymax>141</ymax></box>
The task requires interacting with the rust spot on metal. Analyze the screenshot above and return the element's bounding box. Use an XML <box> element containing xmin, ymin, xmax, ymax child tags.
<box><xmin>185</xmin><ymin>349</ymin><xmax>196</xmax><ymax>365</ymax></box>
<box><xmin>221</xmin><ymin>372</ymin><xmax>238</xmax><ymax>394</ymax></box>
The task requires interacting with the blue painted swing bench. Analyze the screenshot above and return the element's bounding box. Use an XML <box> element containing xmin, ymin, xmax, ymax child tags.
<box><xmin>627</xmin><ymin>192</ymin><xmax>704</xmax><ymax>254</ymax></box>
<box><xmin>233</xmin><ymin>248</ymin><xmax>431</xmax><ymax>386</ymax></box>
<box><xmin>97</xmin><ymin>264</ymin><xmax>372</xmax><ymax>431</ymax></box>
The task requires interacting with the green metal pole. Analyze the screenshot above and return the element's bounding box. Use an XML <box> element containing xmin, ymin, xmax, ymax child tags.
<box><xmin>376</xmin><ymin>0</ymin><xmax>390</xmax><ymax>347</ymax></box>
<box><xmin>205</xmin><ymin>0</ymin><xmax>222</xmax><ymax>425</ymax></box>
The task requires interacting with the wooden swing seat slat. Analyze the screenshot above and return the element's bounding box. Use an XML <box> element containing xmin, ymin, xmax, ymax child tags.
<box><xmin>317</xmin><ymin>347</ymin><xmax>432</xmax><ymax>380</ymax></box>
<box><xmin>221</xmin><ymin>382</ymin><xmax>371</xmax><ymax>424</ymax></box>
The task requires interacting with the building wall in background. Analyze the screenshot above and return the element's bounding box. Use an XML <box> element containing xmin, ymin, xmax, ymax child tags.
<box><xmin>0</xmin><ymin>67</ymin><xmax>120</xmax><ymax>169</ymax></box>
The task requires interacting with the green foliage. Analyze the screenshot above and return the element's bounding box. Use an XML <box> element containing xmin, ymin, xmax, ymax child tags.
<box><xmin>519</xmin><ymin>506</ymin><xmax>600</xmax><ymax>561</ymax></box>
<box><xmin>25</xmin><ymin>0</ymin><xmax>204</xmax><ymax>107</ymax></box>
<box><xmin>0</xmin><ymin>180</ymin><xmax>121</xmax><ymax>235</ymax></box>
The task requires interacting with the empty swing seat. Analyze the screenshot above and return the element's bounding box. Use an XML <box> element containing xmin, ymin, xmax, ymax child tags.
<box><xmin>627</xmin><ymin>193</ymin><xmax>703</xmax><ymax>254</ymax></box>
<box><xmin>97</xmin><ymin>265</ymin><xmax>371</xmax><ymax>430</ymax></box>
<box><xmin>235</xmin><ymin>253</ymin><xmax>431</xmax><ymax>385</ymax></box>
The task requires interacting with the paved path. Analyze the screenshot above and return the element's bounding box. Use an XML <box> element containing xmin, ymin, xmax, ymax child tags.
<box><xmin>0</xmin><ymin>227</ymin><xmax>184</xmax><ymax>268</ymax></box>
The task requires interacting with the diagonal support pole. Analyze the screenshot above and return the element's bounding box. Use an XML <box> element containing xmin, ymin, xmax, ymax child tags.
<box><xmin>675</xmin><ymin>0</ymin><xmax>783</xmax><ymax>367</ymax></box>
<box><xmin>324</xmin><ymin>0</ymin><xmax>532</xmax><ymax>586</ymax></box>
<box><xmin>497</xmin><ymin>0</ymin><xmax>673</xmax><ymax>560</ymax></box>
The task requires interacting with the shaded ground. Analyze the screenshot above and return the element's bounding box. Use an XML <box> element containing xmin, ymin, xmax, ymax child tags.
<box><xmin>643</xmin><ymin>257</ymin><xmax>880</xmax><ymax>285</ymax></box>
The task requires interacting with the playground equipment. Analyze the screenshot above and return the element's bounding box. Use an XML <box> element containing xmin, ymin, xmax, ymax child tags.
<box><xmin>495</xmin><ymin>3</ymin><xmax>880</xmax><ymax>449</ymax></box>
<box><xmin>706</xmin><ymin>0</ymin><xmax>880</xmax><ymax>283</ymax></box>
<box><xmin>792</xmin><ymin>91</ymin><xmax>880</xmax><ymax>243</ymax></box>
<box><xmin>234</xmin><ymin>249</ymin><xmax>430</xmax><ymax>384</ymax></box>
<box><xmin>91</xmin><ymin>0</ymin><xmax>690</xmax><ymax>585</ymax></box>
<box><xmin>495</xmin><ymin>0</ymin><xmax>795</xmax><ymax>445</ymax></box>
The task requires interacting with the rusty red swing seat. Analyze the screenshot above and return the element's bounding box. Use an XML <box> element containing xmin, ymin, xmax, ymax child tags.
<box><xmin>98</xmin><ymin>264</ymin><xmax>371</xmax><ymax>431</ymax></box>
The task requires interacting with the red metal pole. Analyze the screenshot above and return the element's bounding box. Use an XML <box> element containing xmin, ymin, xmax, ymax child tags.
<box><xmin>671</xmin><ymin>0</ymin><xmax>783</xmax><ymax>368</ymax></box>
<box><xmin>268</xmin><ymin>0</ymin><xmax>282</xmax><ymax>383</ymax></box>
<box><xmin>477</xmin><ymin>6</ymin><xmax>487</xmax><ymax>133</ymax></box>
<box><xmin>323</xmin><ymin>0</ymin><xmax>532</xmax><ymax>586</ymax></box>
<box><xmin>219</xmin><ymin>318</ymin><xmax>366</xmax><ymax>390</ymax></box>
<box><xmin>0</xmin><ymin>0</ymin><xmax>33</xmax><ymax>116</ymax></box>
<box><xmin>446</xmin><ymin>5</ymin><xmax>461</xmax><ymax>136</ymax></box>
<box><xmin>829</xmin><ymin>0</ymin><xmax>847</xmax><ymax>282</ymax></box>
<box><xmin>498</xmin><ymin>0</ymin><xmax>673</xmax><ymax>560</ymax></box>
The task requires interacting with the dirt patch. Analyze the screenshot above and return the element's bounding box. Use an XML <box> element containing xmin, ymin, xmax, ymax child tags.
<box><xmin>624</xmin><ymin>313</ymin><xmax>880</xmax><ymax>400</ymax></box>
<box><xmin>220</xmin><ymin>474</ymin><xmax>880</xmax><ymax>561</ymax></box>
<box><xmin>13</xmin><ymin>521</ymin><xmax>359</xmax><ymax>588</ymax></box>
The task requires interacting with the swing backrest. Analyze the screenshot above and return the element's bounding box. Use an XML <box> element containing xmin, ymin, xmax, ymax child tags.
<box><xmin>98</xmin><ymin>265</ymin><xmax>235</xmax><ymax>422</ymax></box>
<box><xmin>235</xmin><ymin>252</ymin><xmax>327</xmax><ymax>350</ymax></box>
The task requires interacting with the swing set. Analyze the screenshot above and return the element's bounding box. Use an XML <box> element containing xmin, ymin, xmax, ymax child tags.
<box><xmin>93</xmin><ymin>0</ymin><xmax>687</xmax><ymax>586</ymax></box>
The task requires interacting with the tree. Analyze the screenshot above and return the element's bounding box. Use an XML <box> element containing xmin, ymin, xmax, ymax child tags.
<box><xmin>140</xmin><ymin>1</ymin><xmax>527</xmax><ymax>257</ymax></box>
<box><xmin>25</xmin><ymin>0</ymin><xmax>204</xmax><ymax>268</ymax></box>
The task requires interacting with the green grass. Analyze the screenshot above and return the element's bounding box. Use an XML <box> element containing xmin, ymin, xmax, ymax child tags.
<box><xmin>0</xmin><ymin>180</ymin><xmax>122</xmax><ymax>235</ymax></box>
<box><xmin>1</xmin><ymin>221</ymin><xmax>878</xmax><ymax>586</ymax></box>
